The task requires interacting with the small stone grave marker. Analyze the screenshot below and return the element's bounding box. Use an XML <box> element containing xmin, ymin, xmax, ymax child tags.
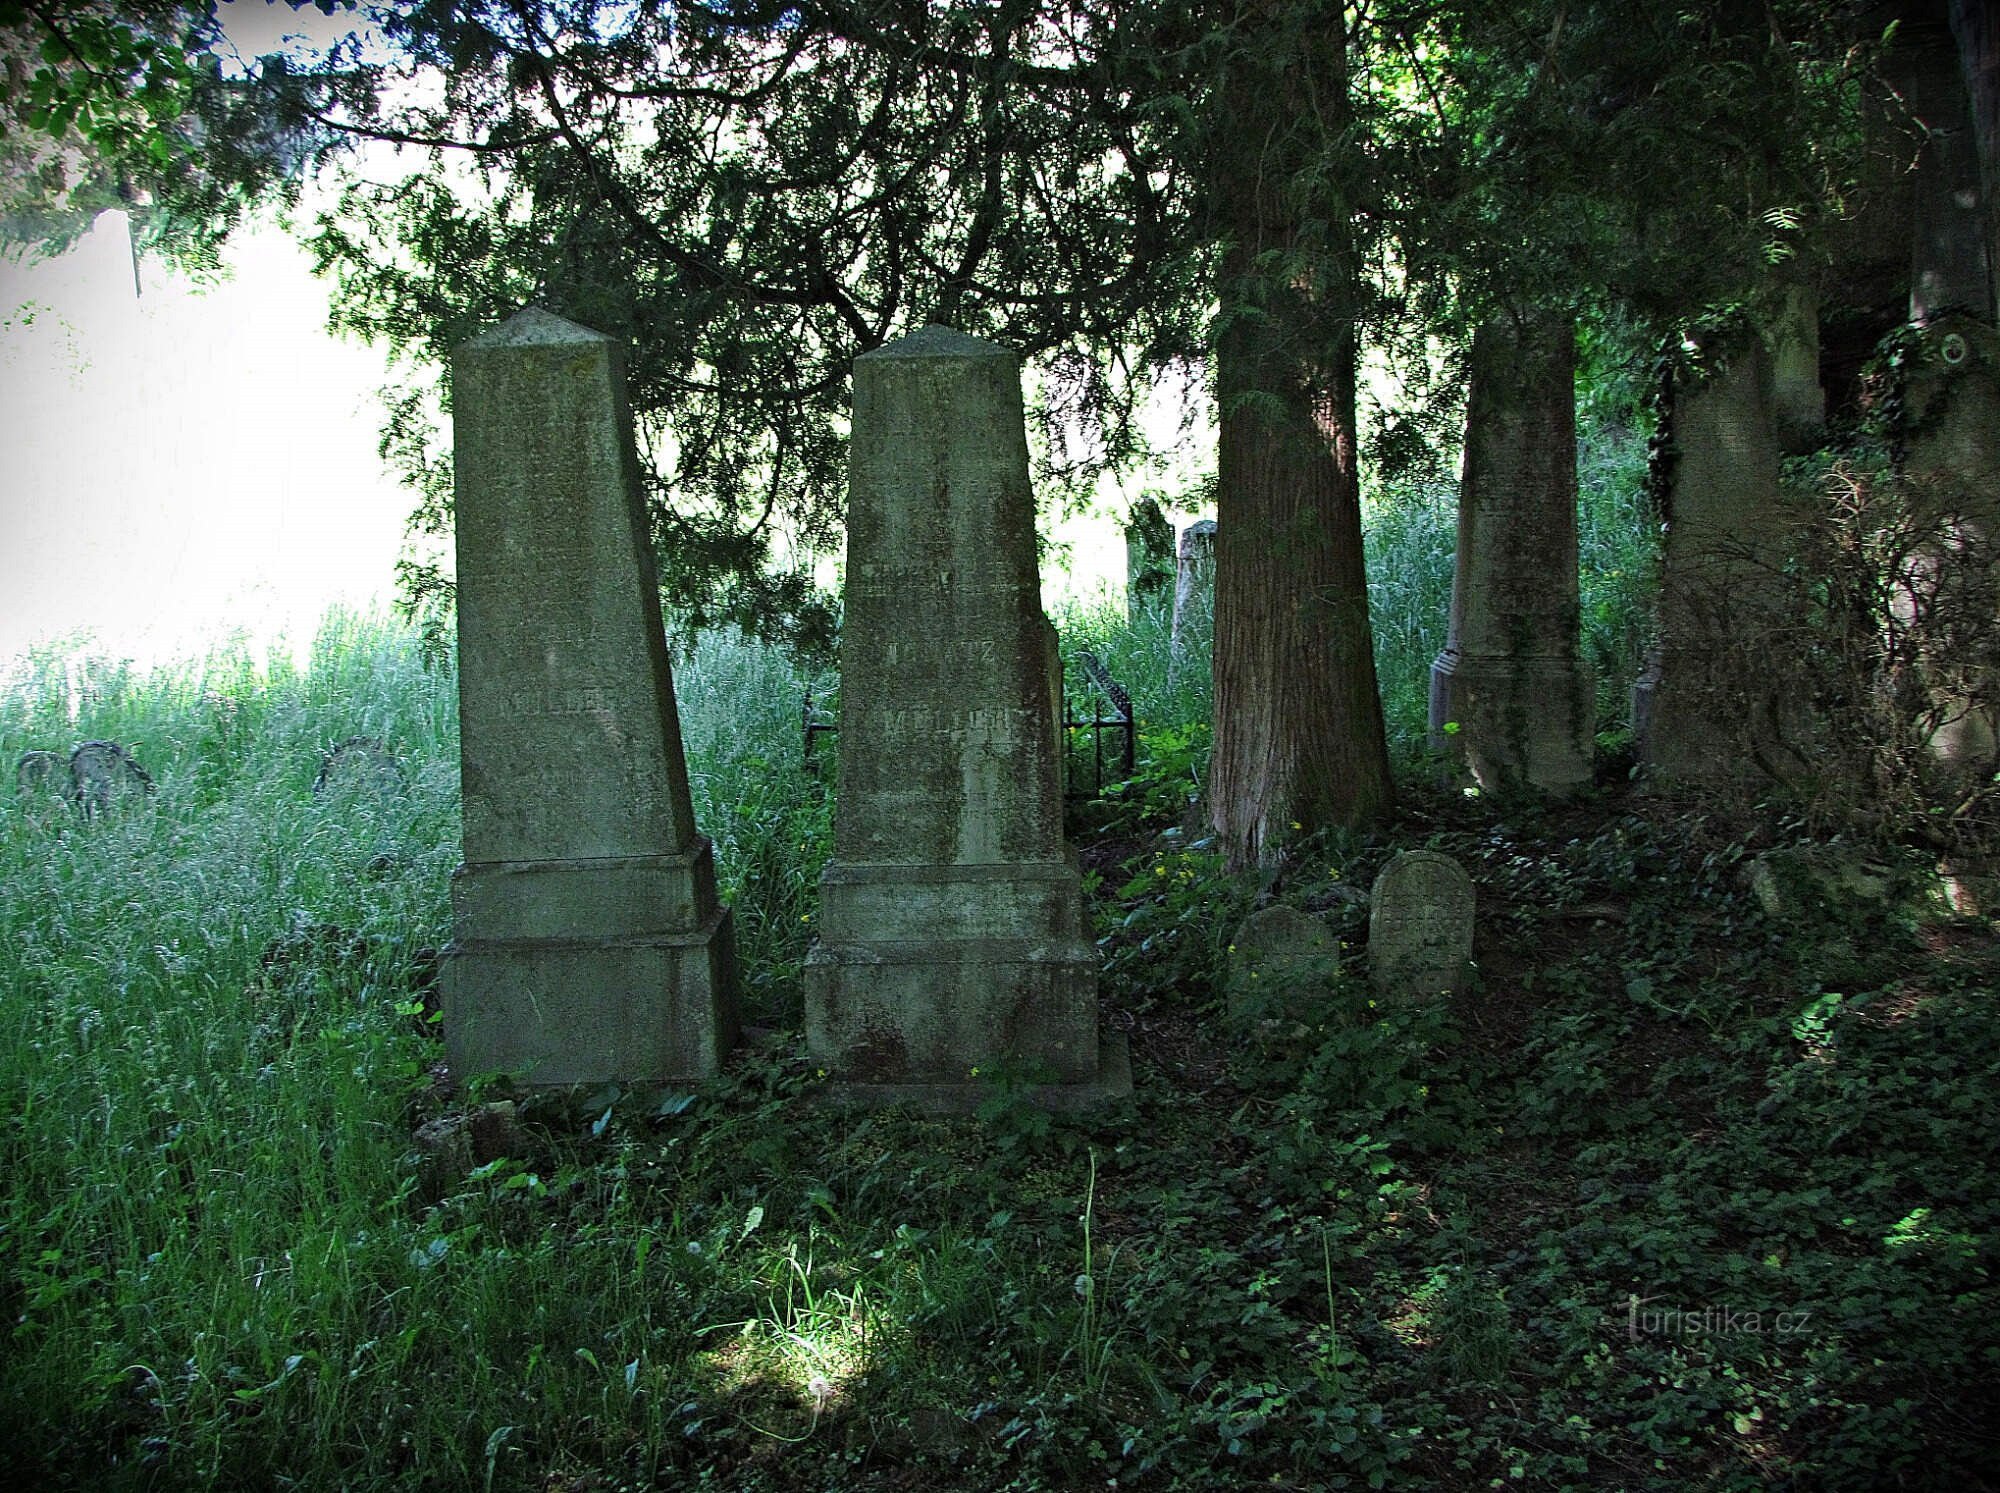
<box><xmin>1227</xmin><ymin>904</ymin><xmax>1339</xmax><ymax>1020</ymax></box>
<box><xmin>1368</xmin><ymin>850</ymin><xmax>1475</xmax><ymax>1000</ymax></box>
<box><xmin>68</xmin><ymin>740</ymin><xmax>154</xmax><ymax>815</ymax></box>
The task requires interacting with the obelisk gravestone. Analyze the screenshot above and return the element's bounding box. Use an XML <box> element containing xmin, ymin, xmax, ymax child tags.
<box><xmin>1428</xmin><ymin>313</ymin><xmax>1595</xmax><ymax>794</ymax></box>
<box><xmin>1633</xmin><ymin>337</ymin><xmax>1797</xmax><ymax>785</ymax></box>
<box><xmin>804</xmin><ymin>325</ymin><xmax>1121</xmax><ymax>1106</ymax></box>
<box><xmin>442</xmin><ymin>307</ymin><xmax>737</xmax><ymax>1086</ymax></box>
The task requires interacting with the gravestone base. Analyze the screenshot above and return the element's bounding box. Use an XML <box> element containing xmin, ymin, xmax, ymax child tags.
<box><xmin>451</xmin><ymin>843</ymin><xmax>721</xmax><ymax>938</ymax></box>
<box><xmin>444</xmin><ymin>903</ymin><xmax>737</xmax><ymax>1087</ymax></box>
<box><xmin>805</xmin><ymin>939</ymin><xmax>1105</xmax><ymax>1081</ymax></box>
<box><xmin>1429</xmin><ymin>650</ymin><xmax>1594</xmax><ymax>794</ymax></box>
<box><xmin>813</xmin><ymin>1034</ymin><xmax>1131</xmax><ymax>1115</ymax></box>
<box><xmin>807</xmin><ymin>951</ymin><xmax>1130</xmax><ymax>1110</ymax></box>
<box><xmin>806</xmin><ymin>859</ymin><xmax>1116</xmax><ymax>1101</ymax></box>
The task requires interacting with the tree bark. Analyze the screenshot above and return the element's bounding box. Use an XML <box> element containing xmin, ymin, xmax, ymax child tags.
<box><xmin>1950</xmin><ymin>0</ymin><xmax>1999</xmax><ymax>317</ymax></box>
<box><xmin>1207</xmin><ymin>3</ymin><xmax>1392</xmax><ymax>868</ymax></box>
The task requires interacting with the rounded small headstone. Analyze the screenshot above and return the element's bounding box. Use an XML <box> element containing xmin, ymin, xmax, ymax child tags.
<box><xmin>68</xmin><ymin>740</ymin><xmax>154</xmax><ymax>815</ymax></box>
<box><xmin>1227</xmin><ymin>904</ymin><xmax>1339</xmax><ymax>1018</ymax></box>
<box><xmin>313</xmin><ymin>736</ymin><xmax>407</xmax><ymax>800</ymax></box>
<box><xmin>1367</xmin><ymin>850</ymin><xmax>1475</xmax><ymax>1001</ymax></box>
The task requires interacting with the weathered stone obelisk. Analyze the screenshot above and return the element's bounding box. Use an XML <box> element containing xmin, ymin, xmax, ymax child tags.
<box><xmin>1633</xmin><ymin>336</ymin><xmax>1800</xmax><ymax>785</ymax></box>
<box><xmin>442</xmin><ymin>307</ymin><xmax>737</xmax><ymax>1086</ymax></box>
<box><xmin>1428</xmin><ymin>313</ymin><xmax>1595</xmax><ymax>794</ymax></box>
<box><xmin>804</xmin><ymin>325</ymin><xmax>1121</xmax><ymax>1107</ymax></box>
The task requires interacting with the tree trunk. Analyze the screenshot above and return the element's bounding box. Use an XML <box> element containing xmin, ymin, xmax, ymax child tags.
<box><xmin>1950</xmin><ymin>0</ymin><xmax>1999</xmax><ymax>317</ymax></box>
<box><xmin>1207</xmin><ymin>4</ymin><xmax>1392</xmax><ymax>868</ymax></box>
<box><xmin>1891</xmin><ymin>4</ymin><xmax>1993</xmax><ymax>321</ymax></box>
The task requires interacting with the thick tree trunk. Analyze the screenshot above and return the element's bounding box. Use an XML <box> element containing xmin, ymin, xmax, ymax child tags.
<box><xmin>1949</xmin><ymin>0</ymin><xmax>1999</xmax><ymax>316</ymax></box>
<box><xmin>1207</xmin><ymin>5</ymin><xmax>1392</xmax><ymax>868</ymax></box>
<box><xmin>1890</xmin><ymin>4</ymin><xmax>1993</xmax><ymax>321</ymax></box>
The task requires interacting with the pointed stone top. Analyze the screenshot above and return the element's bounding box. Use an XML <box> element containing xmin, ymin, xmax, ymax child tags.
<box><xmin>461</xmin><ymin>305</ymin><xmax>614</xmax><ymax>352</ymax></box>
<box><xmin>860</xmin><ymin>323</ymin><xmax>1012</xmax><ymax>362</ymax></box>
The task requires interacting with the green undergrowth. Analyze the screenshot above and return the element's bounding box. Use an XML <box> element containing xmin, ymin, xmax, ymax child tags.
<box><xmin>3</xmin><ymin>612</ymin><xmax>1995</xmax><ymax>1491</ymax></box>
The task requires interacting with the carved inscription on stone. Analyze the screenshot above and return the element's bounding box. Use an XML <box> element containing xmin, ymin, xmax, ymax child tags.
<box><xmin>805</xmin><ymin>325</ymin><xmax>1107</xmax><ymax>1099</ymax></box>
<box><xmin>1368</xmin><ymin>850</ymin><xmax>1475</xmax><ymax>1001</ymax></box>
<box><xmin>442</xmin><ymin>305</ymin><xmax>735</xmax><ymax>1086</ymax></box>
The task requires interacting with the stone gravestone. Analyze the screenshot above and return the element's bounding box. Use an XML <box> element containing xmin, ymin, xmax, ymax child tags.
<box><xmin>1171</xmin><ymin>518</ymin><xmax>1217</xmax><ymax>656</ymax></box>
<box><xmin>1632</xmin><ymin>337</ymin><xmax>1801</xmax><ymax>786</ymax></box>
<box><xmin>313</xmin><ymin>736</ymin><xmax>407</xmax><ymax>800</ymax></box>
<box><xmin>1226</xmin><ymin>904</ymin><xmax>1339</xmax><ymax>1021</ymax></box>
<box><xmin>15</xmin><ymin>750</ymin><xmax>66</xmax><ymax>812</ymax></box>
<box><xmin>442</xmin><ymin>307</ymin><xmax>737</xmax><ymax>1087</ymax></box>
<box><xmin>1124</xmin><ymin>499</ymin><xmax>1175</xmax><ymax>621</ymax></box>
<box><xmin>1903</xmin><ymin>317</ymin><xmax>2000</xmax><ymax>778</ymax></box>
<box><xmin>1368</xmin><ymin>851</ymin><xmax>1475</xmax><ymax>1001</ymax></box>
<box><xmin>1429</xmin><ymin>314</ymin><xmax>1594</xmax><ymax>795</ymax></box>
<box><xmin>804</xmin><ymin>325</ymin><xmax>1121</xmax><ymax>1107</ymax></box>
<box><xmin>67</xmin><ymin>740</ymin><xmax>153</xmax><ymax>815</ymax></box>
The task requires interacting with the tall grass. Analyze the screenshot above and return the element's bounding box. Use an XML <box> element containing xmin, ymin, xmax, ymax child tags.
<box><xmin>0</xmin><ymin>610</ymin><xmax>841</xmax><ymax>1487</ymax></box>
<box><xmin>3</xmin><ymin>574</ymin><xmax>1988</xmax><ymax>1492</ymax></box>
<box><xmin>1062</xmin><ymin>409</ymin><xmax>1657</xmax><ymax>778</ymax></box>
<box><xmin>670</xmin><ymin>632</ymin><xmax>833</xmax><ymax>1022</ymax></box>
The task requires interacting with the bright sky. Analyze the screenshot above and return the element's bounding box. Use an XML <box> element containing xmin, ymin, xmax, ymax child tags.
<box><xmin>0</xmin><ymin>210</ymin><xmax>415</xmax><ymax>670</ymax></box>
<box><xmin>0</xmin><ymin>2</ymin><xmax>413</xmax><ymax>673</ymax></box>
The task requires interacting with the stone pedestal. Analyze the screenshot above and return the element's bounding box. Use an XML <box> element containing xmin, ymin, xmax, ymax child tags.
<box><xmin>1171</xmin><ymin>518</ymin><xmax>1217</xmax><ymax>655</ymax></box>
<box><xmin>442</xmin><ymin>307</ymin><xmax>737</xmax><ymax>1087</ymax></box>
<box><xmin>1634</xmin><ymin>336</ymin><xmax>1802</xmax><ymax>786</ymax></box>
<box><xmin>1428</xmin><ymin>314</ymin><xmax>1594</xmax><ymax>794</ymax></box>
<box><xmin>804</xmin><ymin>325</ymin><xmax>1121</xmax><ymax>1108</ymax></box>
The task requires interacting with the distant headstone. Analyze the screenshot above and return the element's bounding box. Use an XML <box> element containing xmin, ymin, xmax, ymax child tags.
<box><xmin>1171</xmin><ymin>519</ymin><xmax>1216</xmax><ymax>655</ymax></box>
<box><xmin>1368</xmin><ymin>851</ymin><xmax>1475</xmax><ymax>1001</ymax></box>
<box><xmin>1124</xmin><ymin>499</ymin><xmax>1175</xmax><ymax>621</ymax></box>
<box><xmin>67</xmin><ymin>740</ymin><xmax>153</xmax><ymax>815</ymax></box>
<box><xmin>15</xmin><ymin>750</ymin><xmax>65</xmax><ymax>810</ymax></box>
<box><xmin>441</xmin><ymin>306</ymin><xmax>738</xmax><ymax>1087</ymax></box>
<box><xmin>1429</xmin><ymin>313</ymin><xmax>1594</xmax><ymax>795</ymax></box>
<box><xmin>1227</xmin><ymin>904</ymin><xmax>1339</xmax><ymax>1019</ymax></box>
<box><xmin>1744</xmin><ymin>848</ymin><xmax>1892</xmax><ymax>921</ymax></box>
<box><xmin>804</xmin><ymin>325</ymin><xmax>1120</xmax><ymax>1108</ymax></box>
<box><xmin>313</xmin><ymin>736</ymin><xmax>407</xmax><ymax>800</ymax></box>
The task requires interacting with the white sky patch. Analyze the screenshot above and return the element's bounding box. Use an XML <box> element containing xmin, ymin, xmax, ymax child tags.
<box><xmin>0</xmin><ymin>210</ymin><xmax>414</xmax><ymax>671</ymax></box>
<box><xmin>0</xmin><ymin>5</ymin><xmax>1218</xmax><ymax>672</ymax></box>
